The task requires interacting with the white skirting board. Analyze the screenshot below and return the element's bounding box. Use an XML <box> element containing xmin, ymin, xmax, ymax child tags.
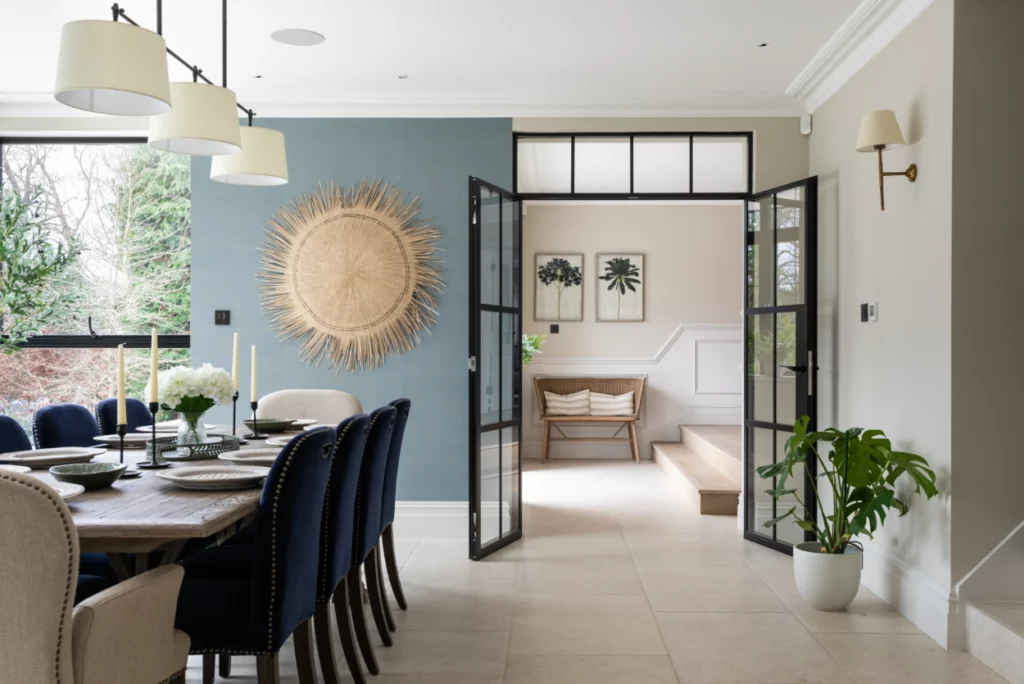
<box><xmin>394</xmin><ymin>501</ymin><xmax>469</xmax><ymax>539</ymax></box>
<box><xmin>861</xmin><ymin>547</ymin><xmax>956</xmax><ymax>648</ymax></box>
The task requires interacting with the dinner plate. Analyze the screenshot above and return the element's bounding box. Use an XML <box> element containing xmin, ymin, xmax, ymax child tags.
<box><xmin>264</xmin><ymin>436</ymin><xmax>292</xmax><ymax>447</ymax></box>
<box><xmin>0</xmin><ymin>464</ymin><xmax>31</xmax><ymax>473</ymax></box>
<box><xmin>219</xmin><ymin>448</ymin><xmax>280</xmax><ymax>467</ymax></box>
<box><xmin>135</xmin><ymin>421</ymin><xmax>221</xmax><ymax>434</ymax></box>
<box><xmin>0</xmin><ymin>447</ymin><xmax>105</xmax><ymax>468</ymax></box>
<box><xmin>95</xmin><ymin>433</ymin><xmax>151</xmax><ymax>448</ymax></box>
<box><xmin>157</xmin><ymin>465</ymin><xmax>270</xmax><ymax>491</ymax></box>
<box><xmin>51</xmin><ymin>482</ymin><xmax>86</xmax><ymax>501</ymax></box>
<box><xmin>285</xmin><ymin>418</ymin><xmax>318</xmax><ymax>431</ymax></box>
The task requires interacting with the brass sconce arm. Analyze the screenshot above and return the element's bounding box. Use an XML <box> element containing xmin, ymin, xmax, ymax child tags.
<box><xmin>875</xmin><ymin>144</ymin><xmax>918</xmax><ymax>211</ymax></box>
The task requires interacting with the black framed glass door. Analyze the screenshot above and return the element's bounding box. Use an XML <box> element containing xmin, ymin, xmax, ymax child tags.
<box><xmin>468</xmin><ymin>177</ymin><xmax>523</xmax><ymax>560</ymax></box>
<box><xmin>743</xmin><ymin>177</ymin><xmax>818</xmax><ymax>553</ymax></box>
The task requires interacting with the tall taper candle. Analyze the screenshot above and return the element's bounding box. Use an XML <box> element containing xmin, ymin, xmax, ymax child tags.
<box><xmin>116</xmin><ymin>344</ymin><xmax>127</xmax><ymax>424</ymax></box>
<box><xmin>250</xmin><ymin>345</ymin><xmax>258</xmax><ymax>403</ymax></box>
<box><xmin>150</xmin><ymin>327</ymin><xmax>159</xmax><ymax>403</ymax></box>
<box><xmin>232</xmin><ymin>332</ymin><xmax>240</xmax><ymax>392</ymax></box>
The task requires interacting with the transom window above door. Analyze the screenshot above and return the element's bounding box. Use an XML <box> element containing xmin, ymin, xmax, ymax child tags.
<box><xmin>514</xmin><ymin>132</ymin><xmax>752</xmax><ymax>199</ymax></box>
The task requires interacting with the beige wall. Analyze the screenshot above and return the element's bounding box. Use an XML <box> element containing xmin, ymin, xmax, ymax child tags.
<box><xmin>513</xmin><ymin>117</ymin><xmax>809</xmax><ymax>193</ymax></box>
<box><xmin>809</xmin><ymin>0</ymin><xmax>955</xmax><ymax>645</ymax></box>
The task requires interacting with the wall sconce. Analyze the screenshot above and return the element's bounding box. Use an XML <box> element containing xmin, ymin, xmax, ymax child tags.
<box><xmin>856</xmin><ymin>110</ymin><xmax>917</xmax><ymax>211</ymax></box>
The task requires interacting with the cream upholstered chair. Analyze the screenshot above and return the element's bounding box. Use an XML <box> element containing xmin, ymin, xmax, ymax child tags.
<box><xmin>256</xmin><ymin>389</ymin><xmax>362</xmax><ymax>425</ymax></box>
<box><xmin>0</xmin><ymin>470</ymin><xmax>189</xmax><ymax>684</ymax></box>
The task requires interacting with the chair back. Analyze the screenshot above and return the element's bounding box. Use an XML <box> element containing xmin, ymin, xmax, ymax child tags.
<box><xmin>353</xmin><ymin>406</ymin><xmax>397</xmax><ymax>565</ymax></box>
<box><xmin>0</xmin><ymin>471</ymin><xmax>78</xmax><ymax>684</ymax></box>
<box><xmin>256</xmin><ymin>389</ymin><xmax>362</xmax><ymax>425</ymax></box>
<box><xmin>0</xmin><ymin>415</ymin><xmax>32</xmax><ymax>454</ymax></box>
<box><xmin>318</xmin><ymin>414</ymin><xmax>371</xmax><ymax>602</ymax></box>
<box><xmin>95</xmin><ymin>398</ymin><xmax>153</xmax><ymax>435</ymax></box>
<box><xmin>250</xmin><ymin>426</ymin><xmax>336</xmax><ymax>652</ymax></box>
<box><xmin>33</xmin><ymin>404</ymin><xmax>101</xmax><ymax>449</ymax></box>
<box><xmin>380</xmin><ymin>398</ymin><xmax>412</xmax><ymax>531</ymax></box>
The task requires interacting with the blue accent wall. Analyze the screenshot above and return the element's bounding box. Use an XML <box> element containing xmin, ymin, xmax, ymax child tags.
<box><xmin>191</xmin><ymin>118</ymin><xmax>512</xmax><ymax>501</ymax></box>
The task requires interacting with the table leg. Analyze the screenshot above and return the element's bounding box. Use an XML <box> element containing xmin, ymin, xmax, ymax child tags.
<box><xmin>108</xmin><ymin>554</ymin><xmax>132</xmax><ymax>581</ymax></box>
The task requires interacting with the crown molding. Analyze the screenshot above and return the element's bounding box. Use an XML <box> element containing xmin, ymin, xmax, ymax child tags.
<box><xmin>787</xmin><ymin>0</ymin><xmax>935</xmax><ymax>113</ymax></box>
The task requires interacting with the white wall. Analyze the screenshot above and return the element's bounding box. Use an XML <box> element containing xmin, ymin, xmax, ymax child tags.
<box><xmin>522</xmin><ymin>203</ymin><xmax>743</xmax><ymax>460</ymax></box>
<box><xmin>809</xmin><ymin>0</ymin><xmax>955</xmax><ymax>646</ymax></box>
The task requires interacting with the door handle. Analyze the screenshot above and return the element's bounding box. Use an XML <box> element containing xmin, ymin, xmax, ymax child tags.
<box><xmin>779</xmin><ymin>364</ymin><xmax>808</xmax><ymax>373</ymax></box>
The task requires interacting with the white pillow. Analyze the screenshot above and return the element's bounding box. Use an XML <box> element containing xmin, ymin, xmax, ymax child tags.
<box><xmin>544</xmin><ymin>390</ymin><xmax>591</xmax><ymax>416</ymax></box>
<box><xmin>590</xmin><ymin>391</ymin><xmax>634</xmax><ymax>416</ymax></box>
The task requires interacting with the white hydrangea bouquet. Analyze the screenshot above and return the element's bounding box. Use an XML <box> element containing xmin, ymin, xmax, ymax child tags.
<box><xmin>148</xmin><ymin>364</ymin><xmax>234</xmax><ymax>445</ymax></box>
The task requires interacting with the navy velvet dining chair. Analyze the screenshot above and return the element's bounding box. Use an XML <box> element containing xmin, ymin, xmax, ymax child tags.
<box><xmin>379</xmin><ymin>398</ymin><xmax>412</xmax><ymax>620</ymax></box>
<box><xmin>174</xmin><ymin>426</ymin><xmax>335</xmax><ymax>684</ymax></box>
<box><xmin>95</xmin><ymin>397</ymin><xmax>152</xmax><ymax>434</ymax></box>
<box><xmin>347</xmin><ymin>405</ymin><xmax>397</xmax><ymax>673</ymax></box>
<box><xmin>0</xmin><ymin>415</ymin><xmax>32</xmax><ymax>454</ymax></box>
<box><xmin>32</xmin><ymin>403</ymin><xmax>102</xmax><ymax>449</ymax></box>
<box><xmin>312</xmin><ymin>413</ymin><xmax>371</xmax><ymax>684</ymax></box>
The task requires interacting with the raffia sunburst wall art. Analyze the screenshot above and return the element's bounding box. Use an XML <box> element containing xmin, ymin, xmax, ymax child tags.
<box><xmin>259</xmin><ymin>180</ymin><xmax>443</xmax><ymax>371</ymax></box>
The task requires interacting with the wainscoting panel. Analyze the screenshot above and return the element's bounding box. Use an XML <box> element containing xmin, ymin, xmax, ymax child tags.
<box><xmin>694</xmin><ymin>339</ymin><xmax>744</xmax><ymax>395</ymax></box>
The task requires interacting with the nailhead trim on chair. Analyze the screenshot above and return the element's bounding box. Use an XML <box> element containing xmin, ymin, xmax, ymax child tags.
<box><xmin>32</xmin><ymin>411</ymin><xmax>41</xmax><ymax>449</ymax></box>
<box><xmin>318</xmin><ymin>420</ymin><xmax>357</xmax><ymax>602</ymax></box>
<box><xmin>156</xmin><ymin>667</ymin><xmax>186</xmax><ymax>684</ymax></box>
<box><xmin>1</xmin><ymin>473</ymin><xmax>75</xmax><ymax>683</ymax></box>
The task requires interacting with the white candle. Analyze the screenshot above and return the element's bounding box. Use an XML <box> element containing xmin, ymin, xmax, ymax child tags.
<box><xmin>117</xmin><ymin>344</ymin><xmax>127</xmax><ymax>425</ymax></box>
<box><xmin>232</xmin><ymin>332</ymin><xmax>240</xmax><ymax>392</ymax></box>
<box><xmin>250</xmin><ymin>345</ymin><xmax>258</xmax><ymax>403</ymax></box>
<box><xmin>150</xmin><ymin>327</ymin><xmax>159</xmax><ymax>403</ymax></box>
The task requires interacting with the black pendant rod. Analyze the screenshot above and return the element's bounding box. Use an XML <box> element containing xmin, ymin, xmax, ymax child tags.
<box><xmin>111</xmin><ymin>2</ymin><xmax>256</xmax><ymax>122</ymax></box>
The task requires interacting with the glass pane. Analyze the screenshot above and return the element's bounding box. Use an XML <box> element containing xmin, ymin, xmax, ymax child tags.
<box><xmin>501</xmin><ymin>313</ymin><xmax>518</xmax><ymax>423</ymax></box>
<box><xmin>501</xmin><ymin>196</ymin><xmax>519</xmax><ymax>308</ymax></box>
<box><xmin>479</xmin><ymin>311</ymin><xmax>501</xmax><ymax>425</ymax></box>
<box><xmin>0</xmin><ymin>347</ymin><xmax>191</xmax><ymax>438</ymax></box>
<box><xmin>479</xmin><ymin>429</ymin><xmax>500</xmax><ymax>546</ymax></box>
<box><xmin>776</xmin><ymin>186</ymin><xmax>805</xmax><ymax>305</ymax></box>
<box><xmin>0</xmin><ymin>143</ymin><xmax>191</xmax><ymax>336</ymax></box>
<box><xmin>775</xmin><ymin>430</ymin><xmax>806</xmax><ymax>545</ymax></box>
<box><xmin>748</xmin><ymin>426</ymin><xmax>776</xmax><ymax>537</ymax></box>
<box><xmin>479</xmin><ymin>187</ymin><xmax>501</xmax><ymax>306</ymax></box>
<box><xmin>517</xmin><ymin>137</ymin><xmax>571</xmax><ymax>193</ymax></box>
<box><xmin>746</xmin><ymin>197</ymin><xmax>774</xmax><ymax>308</ymax></box>
<box><xmin>574</xmin><ymin>137</ymin><xmax>630</xmax><ymax>193</ymax></box>
<box><xmin>776</xmin><ymin>312</ymin><xmax>798</xmax><ymax>428</ymax></box>
<box><xmin>501</xmin><ymin>426</ymin><xmax>520</xmax><ymax>538</ymax></box>
<box><xmin>633</xmin><ymin>137</ymin><xmax>690</xmax><ymax>193</ymax></box>
<box><xmin>693</xmin><ymin>136</ymin><xmax>748</xmax><ymax>193</ymax></box>
<box><xmin>747</xmin><ymin>314</ymin><xmax>774</xmax><ymax>424</ymax></box>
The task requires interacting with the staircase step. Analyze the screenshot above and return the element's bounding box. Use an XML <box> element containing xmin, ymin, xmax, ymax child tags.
<box><xmin>652</xmin><ymin>442</ymin><xmax>739</xmax><ymax>516</ymax></box>
<box><xmin>967</xmin><ymin>602</ymin><xmax>1024</xmax><ymax>683</ymax></box>
<box><xmin>680</xmin><ymin>425</ymin><xmax>742</xmax><ymax>482</ymax></box>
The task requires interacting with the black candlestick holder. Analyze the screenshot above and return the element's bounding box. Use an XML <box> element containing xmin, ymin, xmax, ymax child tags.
<box><xmin>232</xmin><ymin>391</ymin><xmax>239</xmax><ymax>437</ymax></box>
<box><xmin>248</xmin><ymin>401</ymin><xmax>268</xmax><ymax>440</ymax></box>
<box><xmin>138</xmin><ymin>401</ymin><xmax>172</xmax><ymax>470</ymax></box>
<box><xmin>117</xmin><ymin>423</ymin><xmax>127</xmax><ymax>465</ymax></box>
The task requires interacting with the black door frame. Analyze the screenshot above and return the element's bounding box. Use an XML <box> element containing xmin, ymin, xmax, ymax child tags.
<box><xmin>742</xmin><ymin>176</ymin><xmax>819</xmax><ymax>555</ymax></box>
<box><xmin>468</xmin><ymin>177</ymin><xmax>524</xmax><ymax>560</ymax></box>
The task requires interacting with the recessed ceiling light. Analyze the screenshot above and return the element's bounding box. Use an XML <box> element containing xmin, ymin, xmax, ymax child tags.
<box><xmin>398</xmin><ymin>74</ymin><xmax>409</xmax><ymax>80</ymax></box>
<box><xmin>255</xmin><ymin>74</ymin><xmax>263</xmax><ymax>79</ymax></box>
<box><xmin>271</xmin><ymin>29</ymin><xmax>326</xmax><ymax>46</ymax></box>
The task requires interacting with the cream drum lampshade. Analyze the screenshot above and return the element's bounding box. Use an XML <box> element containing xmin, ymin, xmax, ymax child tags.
<box><xmin>855</xmin><ymin>110</ymin><xmax>906</xmax><ymax>152</ymax></box>
<box><xmin>55</xmin><ymin>20</ymin><xmax>171</xmax><ymax>116</ymax></box>
<box><xmin>148</xmin><ymin>82</ymin><xmax>242</xmax><ymax>155</ymax></box>
<box><xmin>210</xmin><ymin>126</ymin><xmax>289</xmax><ymax>185</ymax></box>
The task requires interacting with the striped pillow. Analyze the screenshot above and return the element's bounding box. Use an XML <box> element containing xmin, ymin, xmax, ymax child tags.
<box><xmin>590</xmin><ymin>391</ymin><xmax>634</xmax><ymax>416</ymax></box>
<box><xmin>544</xmin><ymin>390</ymin><xmax>591</xmax><ymax>416</ymax></box>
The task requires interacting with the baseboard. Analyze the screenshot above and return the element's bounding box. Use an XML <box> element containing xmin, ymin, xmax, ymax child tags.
<box><xmin>861</xmin><ymin>548</ymin><xmax>955</xmax><ymax>648</ymax></box>
<box><xmin>394</xmin><ymin>501</ymin><xmax>468</xmax><ymax>538</ymax></box>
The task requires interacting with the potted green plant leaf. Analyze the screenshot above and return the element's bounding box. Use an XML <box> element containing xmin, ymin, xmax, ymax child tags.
<box><xmin>521</xmin><ymin>333</ymin><xmax>546</xmax><ymax>370</ymax></box>
<box><xmin>756</xmin><ymin>416</ymin><xmax>938</xmax><ymax>611</ymax></box>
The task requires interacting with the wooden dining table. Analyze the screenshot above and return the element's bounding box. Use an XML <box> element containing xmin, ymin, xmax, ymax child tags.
<box><xmin>31</xmin><ymin>426</ymin><xmax>302</xmax><ymax>579</ymax></box>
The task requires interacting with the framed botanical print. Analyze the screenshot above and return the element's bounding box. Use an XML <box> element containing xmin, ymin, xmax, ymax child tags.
<box><xmin>596</xmin><ymin>253</ymin><xmax>644</xmax><ymax>321</ymax></box>
<box><xmin>535</xmin><ymin>253</ymin><xmax>583</xmax><ymax>321</ymax></box>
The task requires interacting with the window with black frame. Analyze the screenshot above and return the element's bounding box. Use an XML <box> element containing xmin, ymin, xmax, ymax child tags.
<box><xmin>0</xmin><ymin>139</ymin><xmax>191</xmax><ymax>432</ymax></box>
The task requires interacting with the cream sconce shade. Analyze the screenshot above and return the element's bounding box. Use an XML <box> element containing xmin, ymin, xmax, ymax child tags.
<box><xmin>55</xmin><ymin>20</ymin><xmax>171</xmax><ymax>116</ymax></box>
<box><xmin>149</xmin><ymin>82</ymin><xmax>242</xmax><ymax>155</ymax></box>
<box><xmin>856</xmin><ymin>110</ymin><xmax>918</xmax><ymax>210</ymax></box>
<box><xmin>210</xmin><ymin>126</ymin><xmax>289</xmax><ymax>186</ymax></box>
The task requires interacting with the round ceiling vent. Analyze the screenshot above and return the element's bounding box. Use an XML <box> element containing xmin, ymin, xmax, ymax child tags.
<box><xmin>270</xmin><ymin>29</ymin><xmax>326</xmax><ymax>46</ymax></box>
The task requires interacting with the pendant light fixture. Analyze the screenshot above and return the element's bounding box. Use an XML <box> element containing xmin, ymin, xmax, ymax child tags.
<box><xmin>55</xmin><ymin>13</ymin><xmax>171</xmax><ymax>116</ymax></box>
<box><xmin>211</xmin><ymin>118</ymin><xmax>289</xmax><ymax>186</ymax></box>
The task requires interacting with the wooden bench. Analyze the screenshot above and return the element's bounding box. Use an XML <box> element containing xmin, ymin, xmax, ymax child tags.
<box><xmin>533</xmin><ymin>376</ymin><xmax>647</xmax><ymax>463</ymax></box>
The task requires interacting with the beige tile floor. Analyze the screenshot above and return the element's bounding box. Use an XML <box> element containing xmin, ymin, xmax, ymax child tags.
<box><xmin>184</xmin><ymin>459</ymin><xmax>1005</xmax><ymax>683</ymax></box>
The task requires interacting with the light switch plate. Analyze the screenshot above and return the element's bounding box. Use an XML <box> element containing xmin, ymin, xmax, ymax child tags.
<box><xmin>215</xmin><ymin>310</ymin><xmax>231</xmax><ymax>325</ymax></box>
<box><xmin>869</xmin><ymin>303</ymin><xmax>878</xmax><ymax>322</ymax></box>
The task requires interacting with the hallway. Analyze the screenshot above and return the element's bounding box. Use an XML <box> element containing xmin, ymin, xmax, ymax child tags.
<box><xmin>185</xmin><ymin>459</ymin><xmax>1005</xmax><ymax>683</ymax></box>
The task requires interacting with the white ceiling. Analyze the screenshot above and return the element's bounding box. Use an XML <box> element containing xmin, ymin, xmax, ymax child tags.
<box><xmin>0</xmin><ymin>0</ymin><xmax>864</xmax><ymax>117</ymax></box>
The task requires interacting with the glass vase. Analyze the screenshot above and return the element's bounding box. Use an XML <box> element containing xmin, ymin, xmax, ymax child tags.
<box><xmin>177</xmin><ymin>411</ymin><xmax>208</xmax><ymax>446</ymax></box>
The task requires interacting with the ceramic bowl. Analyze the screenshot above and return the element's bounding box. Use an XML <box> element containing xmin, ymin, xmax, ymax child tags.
<box><xmin>49</xmin><ymin>462</ymin><xmax>127</xmax><ymax>490</ymax></box>
<box><xmin>243</xmin><ymin>417</ymin><xmax>296</xmax><ymax>433</ymax></box>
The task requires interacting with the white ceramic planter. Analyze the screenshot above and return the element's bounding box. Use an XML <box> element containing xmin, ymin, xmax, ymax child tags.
<box><xmin>792</xmin><ymin>542</ymin><xmax>862</xmax><ymax>611</ymax></box>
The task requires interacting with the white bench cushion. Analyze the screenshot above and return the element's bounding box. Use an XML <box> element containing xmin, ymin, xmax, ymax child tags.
<box><xmin>590</xmin><ymin>391</ymin><xmax>634</xmax><ymax>416</ymax></box>
<box><xmin>544</xmin><ymin>390</ymin><xmax>591</xmax><ymax>416</ymax></box>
